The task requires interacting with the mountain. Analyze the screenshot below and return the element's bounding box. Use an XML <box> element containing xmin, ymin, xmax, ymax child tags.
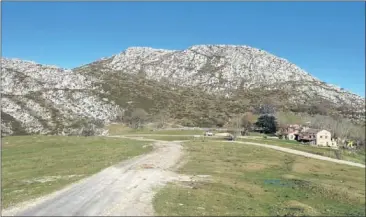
<box><xmin>2</xmin><ymin>45</ymin><xmax>365</xmax><ymax>135</ymax></box>
<box><xmin>1</xmin><ymin>58</ymin><xmax>120</xmax><ymax>136</ymax></box>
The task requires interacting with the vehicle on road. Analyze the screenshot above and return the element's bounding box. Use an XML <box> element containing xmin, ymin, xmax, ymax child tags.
<box><xmin>204</xmin><ymin>131</ymin><xmax>214</xmax><ymax>136</ymax></box>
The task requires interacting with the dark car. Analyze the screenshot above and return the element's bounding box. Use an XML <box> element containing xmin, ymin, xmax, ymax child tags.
<box><xmin>224</xmin><ymin>134</ymin><xmax>235</xmax><ymax>141</ymax></box>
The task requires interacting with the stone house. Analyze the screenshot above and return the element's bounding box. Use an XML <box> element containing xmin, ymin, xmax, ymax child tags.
<box><xmin>315</xmin><ymin>129</ymin><xmax>333</xmax><ymax>146</ymax></box>
<box><xmin>299</xmin><ymin>129</ymin><xmax>336</xmax><ymax>147</ymax></box>
<box><xmin>298</xmin><ymin>128</ymin><xmax>319</xmax><ymax>143</ymax></box>
<box><xmin>281</xmin><ymin>124</ymin><xmax>302</xmax><ymax>140</ymax></box>
<box><xmin>287</xmin><ymin>132</ymin><xmax>297</xmax><ymax>140</ymax></box>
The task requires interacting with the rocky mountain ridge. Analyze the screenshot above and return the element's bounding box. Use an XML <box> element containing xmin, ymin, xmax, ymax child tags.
<box><xmin>1</xmin><ymin>58</ymin><xmax>121</xmax><ymax>136</ymax></box>
<box><xmin>78</xmin><ymin>45</ymin><xmax>365</xmax><ymax>113</ymax></box>
<box><xmin>1</xmin><ymin>44</ymin><xmax>365</xmax><ymax>135</ymax></box>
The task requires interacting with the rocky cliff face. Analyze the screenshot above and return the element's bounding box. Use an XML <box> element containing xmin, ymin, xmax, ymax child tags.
<box><xmin>1</xmin><ymin>58</ymin><xmax>120</xmax><ymax>136</ymax></box>
<box><xmin>2</xmin><ymin>45</ymin><xmax>365</xmax><ymax>135</ymax></box>
<box><xmin>101</xmin><ymin>45</ymin><xmax>364</xmax><ymax>110</ymax></box>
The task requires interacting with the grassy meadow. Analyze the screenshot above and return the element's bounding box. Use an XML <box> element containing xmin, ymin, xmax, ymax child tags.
<box><xmin>238</xmin><ymin>137</ymin><xmax>366</xmax><ymax>165</ymax></box>
<box><xmin>1</xmin><ymin>135</ymin><xmax>152</xmax><ymax>208</ymax></box>
<box><xmin>106</xmin><ymin>124</ymin><xmax>204</xmax><ymax>136</ymax></box>
<box><xmin>153</xmin><ymin>141</ymin><xmax>365</xmax><ymax>216</ymax></box>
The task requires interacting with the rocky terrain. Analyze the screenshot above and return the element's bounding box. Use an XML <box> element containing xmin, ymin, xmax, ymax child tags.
<box><xmin>103</xmin><ymin>45</ymin><xmax>364</xmax><ymax>108</ymax></box>
<box><xmin>1</xmin><ymin>58</ymin><xmax>121</xmax><ymax>136</ymax></box>
<box><xmin>2</xmin><ymin>45</ymin><xmax>365</xmax><ymax>135</ymax></box>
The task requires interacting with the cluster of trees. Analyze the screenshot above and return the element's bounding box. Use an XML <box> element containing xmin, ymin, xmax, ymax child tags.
<box><xmin>122</xmin><ymin>108</ymin><xmax>149</xmax><ymax>129</ymax></box>
<box><xmin>119</xmin><ymin>106</ymin><xmax>171</xmax><ymax>130</ymax></box>
<box><xmin>226</xmin><ymin>110</ymin><xmax>278</xmax><ymax>138</ymax></box>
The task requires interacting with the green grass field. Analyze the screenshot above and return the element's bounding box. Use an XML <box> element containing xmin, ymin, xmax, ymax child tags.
<box><xmin>153</xmin><ymin>141</ymin><xmax>365</xmax><ymax>216</ymax></box>
<box><xmin>140</xmin><ymin>135</ymin><xmax>193</xmax><ymax>141</ymax></box>
<box><xmin>106</xmin><ymin>124</ymin><xmax>204</xmax><ymax>136</ymax></box>
<box><xmin>238</xmin><ymin>138</ymin><xmax>365</xmax><ymax>165</ymax></box>
<box><xmin>1</xmin><ymin>136</ymin><xmax>153</xmax><ymax>208</ymax></box>
<box><xmin>107</xmin><ymin>124</ymin><xmax>365</xmax><ymax>165</ymax></box>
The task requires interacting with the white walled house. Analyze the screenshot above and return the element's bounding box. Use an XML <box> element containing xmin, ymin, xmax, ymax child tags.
<box><xmin>315</xmin><ymin>130</ymin><xmax>333</xmax><ymax>147</ymax></box>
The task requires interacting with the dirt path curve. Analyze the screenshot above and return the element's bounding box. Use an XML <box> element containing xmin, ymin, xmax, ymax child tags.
<box><xmin>2</xmin><ymin>136</ymin><xmax>188</xmax><ymax>216</ymax></box>
<box><xmin>232</xmin><ymin>141</ymin><xmax>365</xmax><ymax>168</ymax></box>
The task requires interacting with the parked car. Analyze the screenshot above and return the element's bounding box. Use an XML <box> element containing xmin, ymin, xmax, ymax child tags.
<box><xmin>224</xmin><ymin>134</ymin><xmax>235</xmax><ymax>141</ymax></box>
<box><xmin>204</xmin><ymin>131</ymin><xmax>214</xmax><ymax>136</ymax></box>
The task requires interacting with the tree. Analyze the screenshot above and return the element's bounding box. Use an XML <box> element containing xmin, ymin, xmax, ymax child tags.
<box><xmin>241</xmin><ymin>112</ymin><xmax>255</xmax><ymax>135</ymax></box>
<box><xmin>129</xmin><ymin>108</ymin><xmax>148</xmax><ymax>129</ymax></box>
<box><xmin>214</xmin><ymin>117</ymin><xmax>226</xmax><ymax>128</ymax></box>
<box><xmin>276</xmin><ymin>122</ymin><xmax>288</xmax><ymax>139</ymax></box>
<box><xmin>255</xmin><ymin>115</ymin><xmax>277</xmax><ymax>134</ymax></box>
<box><xmin>154</xmin><ymin>109</ymin><xmax>170</xmax><ymax>129</ymax></box>
<box><xmin>115</xmin><ymin>108</ymin><xmax>125</xmax><ymax>123</ymax></box>
<box><xmin>227</xmin><ymin>112</ymin><xmax>255</xmax><ymax>137</ymax></box>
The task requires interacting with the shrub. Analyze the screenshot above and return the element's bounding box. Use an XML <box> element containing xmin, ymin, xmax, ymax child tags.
<box><xmin>334</xmin><ymin>149</ymin><xmax>343</xmax><ymax>160</ymax></box>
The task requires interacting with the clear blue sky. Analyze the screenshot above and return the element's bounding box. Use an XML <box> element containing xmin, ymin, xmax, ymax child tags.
<box><xmin>2</xmin><ymin>2</ymin><xmax>365</xmax><ymax>97</ymax></box>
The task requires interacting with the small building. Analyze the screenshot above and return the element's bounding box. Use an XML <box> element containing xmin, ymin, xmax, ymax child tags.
<box><xmin>299</xmin><ymin>128</ymin><xmax>335</xmax><ymax>147</ymax></box>
<box><xmin>282</xmin><ymin>124</ymin><xmax>302</xmax><ymax>140</ymax></box>
<box><xmin>298</xmin><ymin>128</ymin><xmax>319</xmax><ymax>144</ymax></box>
<box><xmin>316</xmin><ymin>129</ymin><xmax>333</xmax><ymax>147</ymax></box>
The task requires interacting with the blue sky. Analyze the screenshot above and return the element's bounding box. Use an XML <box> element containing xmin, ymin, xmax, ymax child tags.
<box><xmin>2</xmin><ymin>2</ymin><xmax>365</xmax><ymax>97</ymax></box>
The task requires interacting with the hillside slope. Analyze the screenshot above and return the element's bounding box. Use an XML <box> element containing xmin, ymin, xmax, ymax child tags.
<box><xmin>76</xmin><ymin>45</ymin><xmax>365</xmax><ymax>119</ymax></box>
<box><xmin>2</xmin><ymin>45</ymin><xmax>365</xmax><ymax>135</ymax></box>
<box><xmin>1</xmin><ymin>58</ymin><xmax>120</xmax><ymax>135</ymax></box>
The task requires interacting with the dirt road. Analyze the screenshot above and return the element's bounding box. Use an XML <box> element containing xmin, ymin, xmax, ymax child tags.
<box><xmin>2</xmin><ymin>139</ymin><xmax>188</xmax><ymax>216</ymax></box>
<box><xmin>232</xmin><ymin>141</ymin><xmax>365</xmax><ymax>168</ymax></box>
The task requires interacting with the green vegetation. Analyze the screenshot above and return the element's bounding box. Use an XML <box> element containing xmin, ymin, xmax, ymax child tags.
<box><xmin>106</xmin><ymin>124</ymin><xmax>204</xmax><ymax>136</ymax></box>
<box><xmin>153</xmin><ymin>141</ymin><xmax>365</xmax><ymax>216</ymax></box>
<box><xmin>2</xmin><ymin>136</ymin><xmax>153</xmax><ymax>208</ymax></box>
<box><xmin>275</xmin><ymin>111</ymin><xmax>307</xmax><ymax>125</ymax></box>
<box><xmin>76</xmin><ymin>64</ymin><xmax>365</xmax><ymax>130</ymax></box>
<box><xmin>106</xmin><ymin>124</ymin><xmax>153</xmax><ymax>135</ymax></box>
<box><xmin>141</xmin><ymin>135</ymin><xmax>192</xmax><ymax>141</ymax></box>
<box><xmin>238</xmin><ymin>138</ymin><xmax>365</xmax><ymax>164</ymax></box>
<box><xmin>255</xmin><ymin>114</ymin><xmax>278</xmax><ymax>134</ymax></box>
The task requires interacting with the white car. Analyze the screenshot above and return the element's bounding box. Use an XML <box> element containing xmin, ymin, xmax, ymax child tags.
<box><xmin>204</xmin><ymin>131</ymin><xmax>214</xmax><ymax>136</ymax></box>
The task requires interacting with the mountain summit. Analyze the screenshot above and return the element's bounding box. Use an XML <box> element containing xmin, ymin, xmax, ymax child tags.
<box><xmin>2</xmin><ymin>45</ymin><xmax>365</xmax><ymax>135</ymax></box>
<box><xmin>77</xmin><ymin>45</ymin><xmax>365</xmax><ymax>111</ymax></box>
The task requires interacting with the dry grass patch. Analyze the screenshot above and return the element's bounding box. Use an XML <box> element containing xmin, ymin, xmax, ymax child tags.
<box><xmin>217</xmin><ymin>177</ymin><xmax>265</xmax><ymax>196</ymax></box>
<box><xmin>284</xmin><ymin>200</ymin><xmax>320</xmax><ymax>216</ymax></box>
<box><xmin>291</xmin><ymin>162</ymin><xmax>325</xmax><ymax>174</ymax></box>
<box><xmin>282</xmin><ymin>174</ymin><xmax>299</xmax><ymax>180</ymax></box>
<box><xmin>242</xmin><ymin>163</ymin><xmax>268</xmax><ymax>171</ymax></box>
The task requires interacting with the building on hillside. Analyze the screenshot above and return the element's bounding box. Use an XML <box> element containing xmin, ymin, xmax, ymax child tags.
<box><xmin>279</xmin><ymin>124</ymin><xmax>338</xmax><ymax>147</ymax></box>
<box><xmin>315</xmin><ymin>130</ymin><xmax>333</xmax><ymax>146</ymax></box>
<box><xmin>281</xmin><ymin>124</ymin><xmax>302</xmax><ymax>140</ymax></box>
<box><xmin>298</xmin><ymin>128</ymin><xmax>319</xmax><ymax>144</ymax></box>
<box><xmin>287</xmin><ymin>132</ymin><xmax>297</xmax><ymax>140</ymax></box>
<box><xmin>298</xmin><ymin>129</ymin><xmax>336</xmax><ymax>147</ymax></box>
